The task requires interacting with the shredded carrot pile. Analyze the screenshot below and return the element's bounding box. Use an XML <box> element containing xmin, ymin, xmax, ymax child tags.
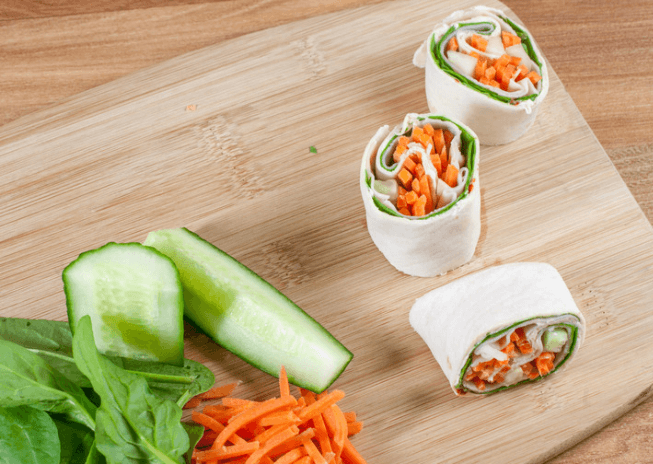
<box><xmin>447</xmin><ymin>32</ymin><xmax>542</xmax><ymax>90</ymax></box>
<box><xmin>464</xmin><ymin>327</ymin><xmax>557</xmax><ymax>391</ymax></box>
<box><xmin>391</xmin><ymin>124</ymin><xmax>461</xmax><ymax>217</ymax></box>
<box><xmin>186</xmin><ymin>367</ymin><xmax>366</xmax><ymax>464</ymax></box>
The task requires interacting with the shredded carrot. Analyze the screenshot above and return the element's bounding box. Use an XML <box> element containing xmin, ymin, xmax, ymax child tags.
<box><xmin>388</xmin><ymin>124</ymin><xmax>469</xmax><ymax>216</ymax></box>
<box><xmin>199</xmin><ymin>382</ymin><xmax>241</xmax><ymax>400</ymax></box>
<box><xmin>210</xmin><ymin>396</ymin><xmax>297</xmax><ymax>450</ymax></box>
<box><xmin>245</xmin><ymin>425</ymin><xmax>299</xmax><ymax>464</ymax></box>
<box><xmin>397</xmin><ymin>168</ymin><xmax>413</xmax><ymax>189</ymax></box>
<box><xmin>442</xmin><ymin>164</ymin><xmax>458</xmax><ymax>188</ymax></box>
<box><xmin>419</xmin><ymin>175</ymin><xmax>433</xmax><ymax>214</ymax></box>
<box><xmin>301</xmin><ymin>434</ymin><xmax>327</xmax><ymax>464</ymax></box>
<box><xmin>411</xmin><ymin>178</ymin><xmax>421</xmax><ymax>195</ymax></box>
<box><xmin>402</xmin><ymin>157</ymin><xmax>417</xmax><ymax>175</ymax></box>
<box><xmin>342</xmin><ymin>438</ymin><xmax>368</xmax><ymax>464</ymax></box>
<box><xmin>411</xmin><ymin>195</ymin><xmax>427</xmax><ymax>217</ymax></box>
<box><xmin>501</xmin><ymin>31</ymin><xmax>521</xmax><ymax>48</ymax></box>
<box><xmin>526</xmin><ymin>71</ymin><xmax>542</xmax><ymax>85</ymax></box>
<box><xmin>414</xmin><ymin>163</ymin><xmax>425</xmax><ymax>180</ymax></box>
<box><xmin>258</xmin><ymin>411</ymin><xmax>300</xmax><ymax>427</ymax></box>
<box><xmin>446</xmin><ymin>37</ymin><xmax>458</xmax><ymax>52</ymax></box>
<box><xmin>430</xmin><ymin>153</ymin><xmax>442</xmax><ymax>176</ymax></box>
<box><xmin>223</xmin><ymin>397</ymin><xmax>259</xmax><ymax>409</ymax></box>
<box><xmin>190</xmin><ymin>381</ymin><xmax>365</xmax><ymax>464</ymax></box>
<box><xmin>470</xmin><ymin>34</ymin><xmax>488</xmax><ymax>52</ymax></box>
<box><xmin>405</xmin><ymin>190</ymin><xmax>418</xmax><ymax>206</ymax></box>
<box><xmin>298</xmin><ymin>390</ymin><xmax>346</xmax><ymax>423</ymax></box>
<box><xmin>347</xmin><ymin>421</ymin><xmax>364</xmax><ymax>437</ymax></box>
<box><xmin>184</xmin><ymin>396</ymin><xmax>202</xmax><ymax>409</ymax></box>
<box><xmin>411</xmin><ymin>125</ymin><xmax>424</xmax><ymax>142</ymax></box>
<box><xmin>274</xmin><ymin>448</ymin><xmax>306</xmax><ymax>464</ymax></box>
<box><xmin>195</xmin><ymin>442</ymin><xmax>261</xmax><ymax>462</ymax></box>
<box><xmin>279</xmin><ymin>366</ymin><xmax>290</xmax><ymax>398</ymax></box>
<box><xmin>432</xmin><ymin>129</ymin><xmax>445</xmax><ymax>154</ymax></box>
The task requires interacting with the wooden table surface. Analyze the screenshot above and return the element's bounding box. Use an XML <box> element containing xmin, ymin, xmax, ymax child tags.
<box><xmin>1</xmin><ymin>1</ymin><xmax>651</xmax><ymax>462</ymax></box>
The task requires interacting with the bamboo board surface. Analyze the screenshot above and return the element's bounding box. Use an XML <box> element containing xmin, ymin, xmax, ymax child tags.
<box><xmin>1</xmin><ymin>0</ymin><xmax>653</xmax><ymax>462</ymax></box>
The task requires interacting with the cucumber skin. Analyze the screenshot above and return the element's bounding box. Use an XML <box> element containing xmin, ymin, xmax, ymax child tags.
<box><xmin>63</xmin><ymin>242</ymin><xmax>185</xmax><ymax>367</ymax></box>
<box><xmin>145</xmin><ymin>228</ymin><xmax>353</xmax><ymax>393</ymax></box>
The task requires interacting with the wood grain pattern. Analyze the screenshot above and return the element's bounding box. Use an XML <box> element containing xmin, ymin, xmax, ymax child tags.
<box><xmin>1</xmin><ymin>0</ymin><xmax>652</xmax><ymax>462</ymax></box>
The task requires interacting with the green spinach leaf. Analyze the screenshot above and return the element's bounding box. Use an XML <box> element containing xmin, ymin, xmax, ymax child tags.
<box><xmin>0</xmin><ymin>339</ymin><xmax>96</xmax><ymax>430</ymax></box>
<box><xmin>0</xmin><ymin>317</ymin><xmax>213</xmax><ymax>403</ymax></box>
<box><xmin>0</xmin><ymin>406</ymin><xmax>61</xmax><ymax>464</ymax></box>
<box><xmin>53</xmin><ymin>418</ymin><xmax>96</xmax><ymax>464</ymax></box>
<box><xmin>0</xmin><ymin>317</ymin><xmax>92</xmax><ymax>387</ymax></box>
<box><xmin>126</xmin><ymin>358</ymin><xmax>215</xmax><ymax>406</ymax></box>
<box><xmin>181</xmin><ymin>423</ymin><xmax>204</xmax><ymax>464</ymax></box>
<box><xmin>72</xmin><ymin>316</ymin><xmax>189</xmax><ymax>464</ymax></box>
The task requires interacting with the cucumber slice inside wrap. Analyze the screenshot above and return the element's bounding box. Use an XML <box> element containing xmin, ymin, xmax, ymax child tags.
<box><xmin>144</xmin><ymin>228</ymin><xmax>353</xmax><ymax>393</ymax></box>
<box><xmin>63</xmin><ymin>242</ymin><xmax>185</xmax><ymax>366</ymax></box>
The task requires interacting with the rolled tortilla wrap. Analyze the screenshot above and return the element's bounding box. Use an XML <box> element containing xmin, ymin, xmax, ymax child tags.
<box><xmin>360</xmin><ymin>113</ymin><xmax>480</xmax><ymax>277</ymax></box>
<box><xmin>413</xmin><ymin>6</ymin><xmax>549</xmax><ymax>145</ymax></box>
<box><xmin>409</xmin><ymin>262</ymin><xmax>585</xmax><ymax>395</ymax></box>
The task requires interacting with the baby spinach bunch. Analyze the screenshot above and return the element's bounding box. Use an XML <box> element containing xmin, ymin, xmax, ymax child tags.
<box><xmin>0</xmin><ymin>316</ymin><xmax>212</xmax><ymax>464</ymax></box>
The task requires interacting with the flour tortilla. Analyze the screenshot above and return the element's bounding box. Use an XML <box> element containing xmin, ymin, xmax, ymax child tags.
<box><xmin>360</xmin><ymin>113</ymin><xmax>480</xmax><ymax>277</ymax></box>
<box><xmin>413</xmin><ymin>6</ymin><xmax>549</xmax><ymax>146</ymax></box>
<box><xmin>409</xmin><ymin>262</ymin><xmax>585</xmax><ymax>394</ymax></box>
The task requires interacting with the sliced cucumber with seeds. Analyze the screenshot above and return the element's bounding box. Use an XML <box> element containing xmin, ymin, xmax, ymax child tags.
<box><xmin>144</xmin><ymin>228</ymin><xmax>353</xmax><ymax>393</ymax></box>
<box><xmin>63</xmin><ymin>242</ymin><xmax>184</xmax><ymax>366</ymax></box>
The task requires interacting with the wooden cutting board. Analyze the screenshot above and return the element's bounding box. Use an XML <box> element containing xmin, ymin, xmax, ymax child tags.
<box><xmin>2</xmin><ymin>0</ymin><xmax>653</xmax><ymax>462</ymax></box>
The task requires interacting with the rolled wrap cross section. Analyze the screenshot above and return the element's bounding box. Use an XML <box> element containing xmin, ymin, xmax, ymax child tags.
<box><xmin>409</xmin><ymin>263</ymin><xmax>586</xmax><ymax>395</ymax></box>
<box><xmin>413</xmin><ymin>6</ymin><xmax>549</xmax><ymax>145</ymax></box>
<box><xmin>360</xmin><ymin>113</ymin><xmax>480</xmax><ymax>277</ymax></box>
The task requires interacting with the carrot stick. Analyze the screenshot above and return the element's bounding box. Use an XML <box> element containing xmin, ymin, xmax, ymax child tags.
<box><xmin>347</xmin><ymin>422</ymin><xmax>364</xmax><ymax>437</ymax></box>
<box><xmin>245</xmin><ymin>425</ymin><xmax>300</xmax><ymax>464</ymax></box>
<box><xmin>258</xmin><ymin>410</ymin><xmax>300</xmax><ymax>427</ymax></box>
<box><xmin>298</xmin><ymin>390</ymin><xmax>346</xmax><ymax>423</ymax></box>
<box><xmin>341</xmin><ymin>438</ymin><xmax>367</xmax><ymax>464</ymax></box>
<box><xmin>439</xmin><ymin>145</ymin><xmax>448</xmax><ymax>173</ymax></box>
<box><xmin>196</xmin><ymin>430</ymin><xmax>219</xmax><ymax>448</ymax></box>
<box><xmin>442</xmin><ymin>164</ymin><xmax>458</xmax><ymax>188</ymax></box>
<box><xmin>446</xmin><ymin>37</ymin><xmax>458</xmax><ymax>52</ymax></box>
<box><xmin>195</xmin><ymin>442</ymin><xmax>260</xmax><ymax>462</ymax></box>
<box><xmin>274</xmin><ymin>448</ymin><xmax>306</xmax><ymax>464</ymax></box>
<box><xmin>302</xmin><ymin>434</ymin><xmax>327</xmax><ymax>464</ymax></box>
<box><xmin>211</xmin><ymin>396</ymin><xmax>297</xmax><ymax>450</ymax></box>
<box><xmin>199</xmin><ymin>382</ymin><xmax>241</xmax><ymax>400</ymax></box>
<box><xmin>331</xmin><ymin>405</ymin><xmax>348</xmax><ymax>461</ymax></box>
<box><xmin>192</xmin><ymin>411</ymin><xmax>249</xmax><ymax>445</ymax></box>
<box><xmin>419</xmin><ymin>175</ymin><xmax>433</xmax><ymax>214</ymax></box>
<box><xmin>268</xmin><ymin>428</ymin><xmax>316</xmax><ymax>457</ymax></box>
<box><xmin>430</xmin><ymin>153</ymin><xmax>442</xmax><ymax>176</ymax></box>
<box><xmin>343</xmin><ymin>412</ymin><xmax>356</xmax><ymax>423</ymax></box>
<box><xmin>279</xmin><ymin>366</ymin><xmax>290</xmax><ymax>398</ymax></box>
<box><xmin>223</xmin><ymin>397</ymin><xmax>260</xmax><ymax>408</ymax></box>
<box><xmin>294</xmin><ymin>457</ymin><xmax>312</xmax><ymax>464</ymax></box>
<box><xmin>192</xmin><ymin>411</ymin><xmax>226</xmax><ymax>433</ymax></box>
<box><xmin>321</xmin><ymin>408</ymin><xmax>341</xmax><ymax>457</ymax></box>
<box><xmin>183</xmin><ymin>396</ymin><xmax>202</xmax><ymax>409</ymax></box>
<box><xmin>255</xmin><ymin>423</ymin><xmax>296</xmax><ymax>445</ymax></box>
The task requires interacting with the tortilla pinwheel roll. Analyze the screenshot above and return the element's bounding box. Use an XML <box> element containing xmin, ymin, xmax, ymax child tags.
<box><xmin>410</xmin><ymin>263</ymin><xmax>586</xmax><ymax>395</ymax></box>
<box><xmin>360</xmin><ymin>113</ymin><xmax>480</xmax><ymax>277</ymax></box>
<box><xmin>413</xmin><ymin>6</ymin><xmax>549</xmax><ymax>145</ymax></box>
